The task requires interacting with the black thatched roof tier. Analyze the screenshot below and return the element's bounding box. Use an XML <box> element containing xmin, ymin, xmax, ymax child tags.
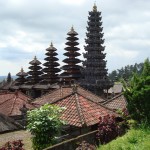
<box><xmin>16</xmin><ymin>68</ymin><xmax>28</xmax><ymax>76</ymax></box>
<box><xmin>42</xmin><ymin>42</ymin><xmax>60</xmax><ymax>84</ymax></box>
<box><xmin>43</xmin><ymin>62</ymin><xmax>60</xmax><ymax>67</ymax></box>
<box><xmin>63</xmin><ymin>58</ymin><xmax>81</xmax><ymax>64</ymax></box>
<box><xmin>66</xmin><ymin>36</ymin><xmax>79</xmax><ymax>41</ymax></box>
<box><xmin>64</xmin><ymin>52</ymin><xmax>80</xmax><ymax>57</ymax></box>
<box><xmin>61</xmin><ymin>26</ymin><xmax>82</xmax><ymax>82</ymax></box>
<box><xmin>62</xmin><ymin>65</ymin><xmax>82</xmax><ymax>70</ymax></box>
<box><xmin>15</xmin><ymin>68</ymin><xmax>28</xmax><ymax>85</ymax></box>
<box><xmin>64</xmin><ymin>47</ymin><xmax>80</xmax><ymax>51</ymax></box>
<box><xmin>44</xmin><ymin>57</ymin><xmax>59</xmax><ymax>61</ymax></box>
<box><xmin>29</xmin><ymin>56</ymin><xmax>41</xmax><ymax>65</ymax></box>
<box><xmin>81</xmin><ymin>4</ymin><xmax>113</xmax><ymax>93</ymax></box>
<box><xmin>43</xmin><ymin>68</ymin><xmax>60</xmax><ymax>72</ymax></box>
<box><xmin>0</xmin><ymin>113</ymin><xmax>22</xmax><ymax>133</ymax></box>
<box><xmin>26</xmin><ymin>56</ymin><xmax>43</xmax><ymax>85</ymax></box>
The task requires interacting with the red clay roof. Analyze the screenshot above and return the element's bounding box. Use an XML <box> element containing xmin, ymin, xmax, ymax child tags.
<box><xmin>54</xmin><ymin>93</ymin><xmax>117</xmax><ymax>127</ymax></box>
<box><xmin>33</xmin><ymin>86</ymin><xmax>117</xmax><ymax>127</ymax></box>
<box><xmin>102</xmin><ymin>94</ymin><xmax>127</xmax><ymax>110</ymax></box>
<box><xmin>0</xmin><ymin>91</ymin><xmax>34</xmax><ymax>116</ymax></box>
<box><xmin>33</xmin><ymin>86</ymin><xmax>105</xmax><ymax>106</ymax></box>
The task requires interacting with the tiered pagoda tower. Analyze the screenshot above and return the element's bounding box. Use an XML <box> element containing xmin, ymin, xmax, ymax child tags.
<box><xmin>42</xmin><ymin>43</ymin><xmax>60</xmax><ymax>84</ymax></box>
<box><xmin>26</xmin><ymin>56</ymin><xmax>43</xmax><ymax>85</ymax></box>
<box><xmin>81</xmin><ymin>4</ymin><xmax>113</xmax><ymax>94</ymax></box>
<box><xmin>61</xmin><ymin>27</ymin><xmax>82</xmax><ymax>83</ymax></box>
<box><xmin>15</xmin><ymin>68</ymin><xmax>28</xmax><ymax>85</ymax></box>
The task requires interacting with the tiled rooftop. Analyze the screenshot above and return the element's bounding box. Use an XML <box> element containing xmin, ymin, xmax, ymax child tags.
<box><xmin>33</xmin><ymin>86</ymin><xmax>117</xmax><ymax>127</ymax></box>
<box><xmin>54</xmin><ymin>93</ymin><xmax>117</xmax><ymax>127</ymax></box>
<box><xmin>0</xmin><ymin>91</ymin><xmax>34</xmax><ymax>116</ymax></box>
<box><xmin>33</xmin><ymin>86</ymin><xmax>105</xmax><ymax>107</ymax></box>
<box><xmin>102</xmin><ymin>94</ymin><xmax>127</xmax><ymax>110</ymax></box>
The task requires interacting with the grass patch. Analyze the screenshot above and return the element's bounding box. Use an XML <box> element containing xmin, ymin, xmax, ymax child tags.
<box><xmin>0</xmin><ymin>130</ymin><xmax>33</xmax><ymax>150</ymax></box>
<box><xmin>98</xmin><ymin>125</ymin><xmax>150</xmax><ymax>150</ymax></box>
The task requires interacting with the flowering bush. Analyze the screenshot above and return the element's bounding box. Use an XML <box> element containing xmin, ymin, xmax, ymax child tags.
<box><xmin>97</xmin><ymin>114</ymin><xmax>120</xmax><ymax>144</ymax></box>
<box><xmin>0</xmin><ymin>140</ymin><xmax>24</xmax><ymax>150</ymax></box>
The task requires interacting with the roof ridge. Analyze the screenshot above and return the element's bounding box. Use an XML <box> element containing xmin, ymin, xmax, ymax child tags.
<box><xmin>0</xmin><ymin>96</ymin><xmax>14</xmax><ymax>105</ymax></box>
<box><xmin>33</xmin><ymin>87</ymin><xmax>61</xmax><ymax>102</ymax></box>
<box><xmin>102</xmin><ymin>93</ymin><xmax>123</xmax><ymax>105</ymax></box>
<box><xmin>16</xmin><ymin>90</ymin><xmax>32</xmax><ymax>100</ymax></box>
<box><xmin>77</xmin><ymin>86</ymin><xmax>106</xmax><ymax>100</ymax></box>
<box><xmin>51</xmin><ymin>93</ymin><xmax>73</xmax><ymax>104</ymax></box>
<box><xmin>9</xmin><ymin>93</ymin><xmax>18</xmax><ymax>116</ymax></box>
<box><xmin>77</xmin><ymin>91</ymin><xmax>105</xmax><ymax>105</ymax></box>
<box><xmin>76</xmin><ymin>93</ymin><xmax>118</xmax><ymax>114</ymax></box>
<box><xmin>74</xmin><ymin>93</ymin><xmax>85</xmax><ymax>126</ymax></box>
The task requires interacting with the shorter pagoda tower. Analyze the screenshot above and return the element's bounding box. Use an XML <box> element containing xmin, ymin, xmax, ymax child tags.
<box><xmin>42</xmin><ymin>42</ymin><xmax>60</xmax><ymax>84</ymax></box>
<box><xmin>15</xmin><ymin>68</ymin><xmax>28</xmax><ymax>85</ymax></box>
<box><xmin>60</xmin><ymin>26</ymin><xmax>82</xmax><ymax>84</ymax></box>
<box><xmin>26</xmin><ymin>56</ymin><xmax>43</xmax><ymax>85</ymax></box>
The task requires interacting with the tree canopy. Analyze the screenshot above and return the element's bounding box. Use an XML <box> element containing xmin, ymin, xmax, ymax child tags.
<box><xmin>27</xmin><ymin>104</ymin><xmax>64</xmax><ymax>150</ymax></box>
<box><xmin>123</xmin><ymin>58</ymin><xmax>150</xmax><ymax>122</ymax></box>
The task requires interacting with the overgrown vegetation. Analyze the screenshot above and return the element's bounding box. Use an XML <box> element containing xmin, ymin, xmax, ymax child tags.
<box><xmin>123</xmin><ymin>58</ymin><xmax>150</xmax><ymax>122</ymax></box>
<box><xmin>27</xmin><ymin>104</ymin><xmax>64</xmax><ymax>150</ymax></box>
<box><xmin>98</xmin><ymin>124</ymin><xmax>150</xmax><ymax>150</ymax></box>
<box><xmin>98</xmin><ymin>58</ymin><xmax>150</xmax><ymax>149</ymax></box>
<box><xmin>97</xmin><ymin>115</ymin><xmax>122</xmax><ymax>144</ymax></box>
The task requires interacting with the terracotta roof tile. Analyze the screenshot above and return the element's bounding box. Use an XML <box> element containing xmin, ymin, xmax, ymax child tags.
<box><xmin>0</xmin><ymin>91</ymin><xmax>34</xmax><ymax>116</ymax></box>
<box><xmin>102</xmin><ymin>94</ymin><xmax>127</xmax><ymax>110</ymax></box>
<box><xmin>33</xmin><ymin>86</ymin><xmax>105</xmax><ymax>106</ymax></box>
<box><xmin>54</xmin><ymin>93</ymin><xmax>117</xmax><ymax>127</ymax></box>
<box><xmin>33</xmin><ymin>86</ymin><xmax>118</xmax><ymax>127</ymax></box>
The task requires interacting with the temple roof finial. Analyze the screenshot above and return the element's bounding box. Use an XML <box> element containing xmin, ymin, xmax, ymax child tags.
<box><xmin>21</xmin><ymin>67</ymin><xmax>24</xmax><ymax>72</ymax></box>
<box><xmin>50</xmin><ymin>41</ymin><xmax>53</xmax><ymax>47</ymax></box>
<box><xmin>93</xmin><ymin>2</ymin><xmax>97</xmax><ymax>12</ymax></box>
<box><xmin>71</xmin><ymin>25</ymin><xmax>74</xmax><ymax>31</ymax></box>
<box><xmin>34</xmin><ymin>56</ymin><xmax>37</xmax><ymax>60</ymax></box>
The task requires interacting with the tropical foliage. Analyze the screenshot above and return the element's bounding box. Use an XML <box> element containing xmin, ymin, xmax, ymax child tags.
<box><xmin>123</xmin><ymin>58</ymin><xmax>150</xmax><ymax>122</ymax></box>
<box><xmin>27</xmin><ymin>104</ymin><xmax>64</xmax><ymax>150</ymax></box>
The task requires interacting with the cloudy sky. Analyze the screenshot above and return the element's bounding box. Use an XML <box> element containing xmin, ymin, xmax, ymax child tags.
<box><xmin>0</xmin><ymin>0</ymin><xmax>150</xmax><ymax>76</ymax></box>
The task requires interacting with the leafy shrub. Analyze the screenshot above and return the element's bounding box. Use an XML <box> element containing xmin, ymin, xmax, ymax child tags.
<box><xmin>0</xmin><ymin>140</ymin><xmax>24</xmax><ymax>150</ymax></box>
<box><xmin>97</xmin><ymin>114</ymin><xmax>121</xmax><ymax>144</ymax></box>
<box><xmin>27</xmin><ymin>104</ymin><xmax>64</xmax><ymax>150</ymax></box>
<box><xmin>123</xmin><ymin>58</ymin><xmax>150</xmax><ymax>122</ymax></box>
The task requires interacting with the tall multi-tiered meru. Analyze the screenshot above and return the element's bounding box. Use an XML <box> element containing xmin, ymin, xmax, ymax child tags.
<box><xmin>26</xmin><ymin>56</ymin><xmax>43</xmax><ymax>85</ymax></box>
<box><xmin>61</xmin><ymin>27</ymin><xmax>82</xmax><ymax>84</ymax></box>
<box><xmin>42</xmin><ymin>43</ymin><xmax>60</xmax><ymax>84</ymax></box>
<box><xmin>82</xmin><ymin>4</ymin><xmax>112</xmax><ymax>95</ymax></box>
<box><xmin>15</xmin><ymin>68</ymin><xmax>28</xmax><ymax>85</ymax></box>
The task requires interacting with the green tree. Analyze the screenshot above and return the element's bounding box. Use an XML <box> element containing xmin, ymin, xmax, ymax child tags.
<box><xmin>123</xmin><ymin>58</ymin><xmax>150</xmax><ymax>122</ymax></box>
<box><xmin>7</xmin><ymin>72</ymin><xmax>12</xmax><ymax>83</ymax></box>
<box><xmin>27</xmin><ymin>104</ymin><xmax>64</xmax><ymax>150</ymax></box>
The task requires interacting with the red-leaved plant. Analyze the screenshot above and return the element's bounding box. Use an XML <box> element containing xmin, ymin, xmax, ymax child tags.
<box><xmin>0</xmin><ymin>140</ymin><xmax>24</xmax><ymax>150</ymax></box>
<box><xmin>97</xmin><ymin>114</ymin><xmax>121</xmax><ymax>144</ymax></box>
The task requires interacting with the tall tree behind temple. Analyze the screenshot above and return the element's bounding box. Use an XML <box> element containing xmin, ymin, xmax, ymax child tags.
<box><xmin>81</xmin><ymin>4</ymin><xmax>112</xmax><ymax>94</ymax></box>
<box><xmin>60</xmin><ymin>26</ymin><xmax>82</xmax><ymax>83</ymax></box>
<box><xmin>109</xmin><ymin>62</ymin><xmax>144</xmax><ymax>81</ymax></box>
<box><xmin>7</xmin><ymin>72</ymin><xmax>12</xmax><ymax>83</ymax></box>
<box><xmin>42</xmin><ymin>43</ymin><xmax>60</xmax><ymax>84</ymax></box>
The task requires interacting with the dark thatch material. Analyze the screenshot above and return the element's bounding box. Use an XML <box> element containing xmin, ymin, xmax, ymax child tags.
<box><xmin>0</xmin><ymin>113</ymin><xmax>22</xmax><ymax>133</ymax></box>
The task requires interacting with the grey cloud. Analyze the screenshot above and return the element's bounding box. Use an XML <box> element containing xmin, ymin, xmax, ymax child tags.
<box><xmin>0</xmin><ymin>0</ymin><xmax>150</xmax><ymax>75</ymax></box>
